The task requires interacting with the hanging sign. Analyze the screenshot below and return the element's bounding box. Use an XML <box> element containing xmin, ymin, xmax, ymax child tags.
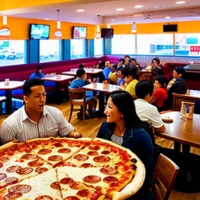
<box><xmin>0</xmin><ymin>26</ymin><xmax>11</xmax><ymax>40</ymax></box>
<box><xmin>54</xmin><ymin>29</ymin><xmax>62</xmax><ymax>39</ymax></box>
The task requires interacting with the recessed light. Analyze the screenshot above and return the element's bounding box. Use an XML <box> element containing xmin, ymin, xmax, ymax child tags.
<box><xmin>165</xmin><ymin>16</ymin><xmax>171</xmax><ymax>19</ymax></box>
<box><xmin>176</xmin><ymin>1</ymin><xmax>185</xmax><ymax>4</ymax></box>
<box><xmin>112</xmin><ymin>19</ymin><xmax>115</xmax><ymax>21</ymax></box>
<box><xmin>116</xmin><ymin>8</ymin><xmax>124</xmax><ymax>11</ymax></box>
<box><xmin>45</xmin><ymin>18</ymin><xmax>49</xmax><ymax>20</ymax></box>
<box><xmin>76</xmin><ymin>9</ymin><xmax>84</xmax><ymax>12</ymax></box>
<box><xmin>134</xmin><ymin>5</ymin><xmax>143</xmax><ymax>8</ymax></box>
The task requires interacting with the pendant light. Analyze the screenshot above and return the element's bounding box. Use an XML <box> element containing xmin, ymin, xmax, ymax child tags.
<box><xmin>0</xmin><ymin>16</ymin><xmax>11</xmax><ymax>39</ymax></box>
<box><xmin>54</xmin><ymin>10</ymin><xmax>62</xmax><ymax>39</ymax></box>
<box><xmin>95</xmin><ymin>15</ymin><xmax>101</xmax><ymax>39</ymax></box>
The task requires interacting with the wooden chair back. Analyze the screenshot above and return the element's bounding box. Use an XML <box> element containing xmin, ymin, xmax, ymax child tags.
<box><xmin>172</xmin><ymin>93</ymin><xmax>200</xmax><ymax>111</ymax></box>
<box><xmin>151</xmin><ymin>154</ymin><xmax>179</xmax><ymax>200</ymax></box>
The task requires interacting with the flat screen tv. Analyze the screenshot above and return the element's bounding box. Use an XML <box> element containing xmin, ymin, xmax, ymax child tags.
<box><xmin>101</xmin><ymin>28</ymin><xmax>114</xmax><ymax>38</ymax></box>
<box><xmin>163</xmin><ymin>24</ymin><xmax>177</xmax><ymax>32</ymax></box>
<box><xmin>29</xmin><ymin>24</ymin><xmax>50</xmax><ymax>39</ymax></box>
<box><xmin>72</xmin><ymin>27</ymin><xmax>87</xmax><ymax>39</ymax></box>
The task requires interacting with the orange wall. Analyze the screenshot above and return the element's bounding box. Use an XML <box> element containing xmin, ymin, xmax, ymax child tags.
<box><xmin>0</xmin><ymin>17</ymin><xmax>95</xmax><ymax>40</ymax></box>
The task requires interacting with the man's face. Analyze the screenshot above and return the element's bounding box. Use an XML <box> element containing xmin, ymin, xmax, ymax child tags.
<box><xmin>118</xmin><ymin>61</ymin><xmax>123</xmax><ymax>66</ymax></box>
<box><xmin>24</xmin><ymin>85</ymin><xmax>46</xmax><ymax>113</ymax></box>
<box><xmin>154</xmin><ymin>80</ymin><xmax>161</xmax><ymax>89</ymax></box>
<box><xmin>131</xmin><ymin>60</ymin><xmax>136</xmax><ymax>66</ymax></box>
<box><xmin>172</xmin><ymin>70</ymin><xmax>181</xmax><ymax>79</ymax></box>
<box><xmin>125</xmin><ymin>57</ymin><xmax>130</xmax><ymax>63</ymax></box>
<box><xmin>105</xmin><ymin>61</ymin><xmax>110</xmax><ymax>67</ymax></box>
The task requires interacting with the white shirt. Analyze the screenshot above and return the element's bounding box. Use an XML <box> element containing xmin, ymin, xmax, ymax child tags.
<box><xmin>134</xmin><ymin>99</ymin><xmax>164</xmax><ymax>128</ymax></box>
<box><xmin>0</xmin><ymin>105</ymin><xmax>74</xmax><ymax>144</ymax></box>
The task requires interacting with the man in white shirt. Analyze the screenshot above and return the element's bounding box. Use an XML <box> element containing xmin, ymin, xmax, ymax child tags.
<box><xmin>0</xmin><ymin>78</ymin><xmax>82</xmax><ymax>144</ymax></box>
<box><xmin>134</xmin><ymin>80</ymin><xmax>166</xmax><ymax>133</ymax></box>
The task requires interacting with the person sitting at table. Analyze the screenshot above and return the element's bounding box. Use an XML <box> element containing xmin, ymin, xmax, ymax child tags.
<box><xmin>79</xmin><ymin>63</ymin><xmax>84</xmax><ymax>69</ymax></box>
<box><xmin>70</xmin><ymin>68</ymin><xmax>97</xmax><ymax>117</ymax></box>
<box><xmin>97</xmin><ymin>91</ymin><xmax>155</xmax><ymax>200</ymax></box>
<box><xmin>166</xmin><ymin>67</ymin><xmax>187</xmax><ymax>107</ymax></box>
<box><xmin>124</xmin><ymin>55</ymin><xmax>131</xmax><ymax>67</ymax></box>
<box><xmin>124</xmin><ymin>67</ymin><xmax>139</xmax><ymax>99</ymax></box>
<box><xmin>149</xmin><ymin>75</ymin><xmax>168</xmax><ymax>112</ymax></box>
<box><xmin>102</xmin><ymin>61</ymin><xmax>112</xmax><ymax>80</ymax></box>
<box><xmin>0</xmin><ymin>78</ymin><xmax>82</xmax><ymax>144</ymax></box>
<box><xmin>135</xmin><ymin>80</ymin><xmax>166</xmax><ymax>134</ymax></box>
<box><xmin>151</xmin><ymin>58</ymin><xmax>163</xmax><ymax>81</ymax></box>
<box><xmin>108</xmin><ymin>64</ymin><xmax>118</xmax><ymax>84</ymax></box>
<box><xmin>30</xmin><ymin>66</ymin><xmax>45</xmax><ymax>79</ymax></box>
<box><xmin>117</xmin><ymin>58</ymin><xmax>125</xmax><ymax>70</ymax></box>
<box><xmin>130</xmin><ymin>58</ymin><xmax>141</xmax><ymax>70</ymax></box>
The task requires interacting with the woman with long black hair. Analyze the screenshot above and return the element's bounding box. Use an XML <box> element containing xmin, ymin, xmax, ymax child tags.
<box><xmin>97</xmin><ymin>90</ymin><xmax>155</xmax><ymax>200</ymax></box>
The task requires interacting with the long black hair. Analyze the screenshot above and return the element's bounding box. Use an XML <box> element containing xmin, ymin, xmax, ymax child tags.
<box><xmin>35</xmin><ymin>66</ymin><xmax>43</xmax><ymax>78</ymax></box>
<box><xmin>109</xmin><ymin>90</ymin><xmax>155</xmax><ymax>143</ymax></box>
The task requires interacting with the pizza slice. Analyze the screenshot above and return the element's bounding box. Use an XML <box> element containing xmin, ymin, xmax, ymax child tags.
<box><xmin>0</xmin><ymin>169</ymin><xmax>62</xmax><ymax>200</ymax></box>
<box><xmin>25</xmin><ymin>137</ymin><xmax>92</xmax><ymax>166</ymax></box>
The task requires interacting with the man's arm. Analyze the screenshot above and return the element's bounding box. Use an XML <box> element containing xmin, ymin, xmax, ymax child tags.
<box><xmin>68</xmin><ymin>130</ymin><xmax>82</xmax><ymax>138</ymax></box>
<box><xmin>0</xmin><ymin>122</ymin><xmax>16</xmax><ymax>144</ymax></box>
<box><xmin>154</xmin><ymin>124</ymin><xmax>166</xmax><ymax>133</ymax></box>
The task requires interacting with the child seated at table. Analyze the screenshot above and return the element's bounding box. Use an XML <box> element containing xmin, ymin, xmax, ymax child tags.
<box><xmin>149</xmin><ymin>75</ymin><xmax>168</xmax><ymax>112</ymax></box>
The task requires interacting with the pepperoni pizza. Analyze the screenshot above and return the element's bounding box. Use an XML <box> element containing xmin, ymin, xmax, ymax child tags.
<box><xmin>0</xmin><ymin>137</ymin><xmax>145</xmax><ymax>200</ymax></box>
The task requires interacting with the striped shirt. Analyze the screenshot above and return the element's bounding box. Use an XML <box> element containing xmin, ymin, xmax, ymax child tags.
<box><xmin>0</xmin><ymin>105</ymin><xmax>74</xmax><ymax>144</ymax></box>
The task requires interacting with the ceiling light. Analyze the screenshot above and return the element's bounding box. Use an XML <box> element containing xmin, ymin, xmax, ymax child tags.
<box><xmin>134</xmin><ymin>5</ymin><xmax>143</xmax><ymax>8</ymax></box>
<box><xmin>176</xmin><ymin>1</ymin><xmax>185</xmax><ymax>4</ymax></box>
<box><xmin>112</xmin><ymin>19</ymin><xmax>115</xmax><ymax>21</ymax></box>
<box><xmin>45</xmin><ymin>18</ymin><xmax>49</xmax><ymax>20</ymax></box>
<box><xmin>76</xmin><ymin>9</ymin><xmax>84</xmax><ymax>12</ymax></box>
<box><xmin>165</xmin><ymin>16</ymin><xmax>171</xmax><ymax>19</ymax></box>
<box><xmin>116</xmin><ymin>8</ymin><xmax>124</xmax><ymax>11</ymax></box>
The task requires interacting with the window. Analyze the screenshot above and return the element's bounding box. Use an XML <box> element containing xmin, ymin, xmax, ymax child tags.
<box><xmin>94</xmin><ymin>38</ymin><xmax>103</xmax><ymax>56</ymax></box>
<box><xmin>40</xmin><ymin>40</ymin><xmax>60</xmax><ymax>63</ymax></box>
<box><xmin>0</xmin><ymin>40</ymin><xmax>25</xmax><ymax>67</ymax></box>
<box><xmin>71</xmin><ymin>39</ymin><xmax>87</xmax><ymax>59</ymax></box>
<box><xmin>137</xmin><ymin>34</ymin><xmax>173</xmax><ymax>55</ymax></box>
<box><xmin>112</xmin><ymin>35</ymin><xmax>135</xmax><ymax>54</ymax></box>
<box><xmin>175</xmin><ymin>34</ymin><xmax>200</xmax><ymax>56</ymax></box>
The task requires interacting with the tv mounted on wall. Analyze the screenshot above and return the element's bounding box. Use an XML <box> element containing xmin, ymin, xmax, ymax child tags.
<box><xmin>72</xmin><ymin>27</ymin><xmax>87</xmax><ymax>39</ymax></box>
<box><xmin>29</xmin><ymin>24</ymin><xmax>50</xmax><ymax>39</ymax></box>
<box><xmin>163</xmin><ymin>24</ymin><xmax>177</xmax><ymax>32</ymax></box>
<box><xmin>101</xmin><ymin>28</ymin><xmax>114</xmax><ymax>38</ymax></box>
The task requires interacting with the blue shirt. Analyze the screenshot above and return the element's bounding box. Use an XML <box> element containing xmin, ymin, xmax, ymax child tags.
<box><xmin>102</xmin><ymin>67</ymin><xmax>112</xmax><ymax>79</ymax></box>
<box><xmin>97</xmin><ymin>121</ymin><xmax>155</xmax><ymax>200</ymax></box>
<box><xmin>117</xmin><ymin>78</ymin><xmax>125</xmax><ymax>86</ymax></box>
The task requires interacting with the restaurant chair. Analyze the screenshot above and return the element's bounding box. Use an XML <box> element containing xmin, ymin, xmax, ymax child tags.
<box><xmin>150</xmin><ymin>154</ymin><xmax>179</xmax><ymax>200</ymax></box>
<box><xmin>68</xmin><ymin>87</ymin><xmax>95</xmax><ymax>124</ymax></box>
<box><xmin>172</xmin><ymin>93</ymin><xmax>199</xmax><ymax>111</ymax></box>
<box><xmin>0</xmin><ymin>96</ymin><xmax>7</xmax><ymax>114</ymax></box>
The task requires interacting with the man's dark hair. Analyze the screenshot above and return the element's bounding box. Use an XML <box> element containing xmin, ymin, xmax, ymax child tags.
<box><xmin>77</xmin><ymin>68</ymin><xmax>86</xmax><ymax>78</ymax></box>
<box><xmin>130</xmin><ymin>66</ymin><xmax>138</xmax><ymax>79</ymax></box>
<box><xmin>130</xmin><ymin>58</ymin><xmax>136</xmax><ymax>62</ymax></box>
<box><xmin>155</xmin><ymin>75</ymin><xmax>168</xmax><ymax>87</ymax></box>
<box><xmin>112</xmin><ymin>64</ymin><xmax>118</xmax><ymax>70</ymax></box>
<box><xmin>79</xmin><ymin>63</ymin><xmax>84</xmax><ymax>69</ymax></box>
<box><xmin>121</xmin><ymin>67</ymin><xmax>130</xmax><ymax>77</ymax></box>
<box><xmin>119</xmin><ymin>58</ymin><xmax>125</xmax><ymax>64</ymax></box>
<box><xmin>135</xmin><ymin>80</ymin><xmax>154</xmax><ymax>99</ymax></box>
<box><xmin>152</xmin><ymin>57</ymin><xmax>160</xmax><ymax>65</ymax></box>
<box><xmin>23</xmin><ymin>78</ymin><xmax>45</xmax><ymax>97</ymax></box>
<box><xmin>174</xmin><ymin>67</ymin><xmax>185</xmax><ymax>77</ymax></box>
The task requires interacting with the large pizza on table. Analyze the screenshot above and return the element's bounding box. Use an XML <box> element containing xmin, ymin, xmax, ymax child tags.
<box><xmin>0</xmin><ymin>137</ymin><xmax>145</xmax><ymax>200</ymax></box>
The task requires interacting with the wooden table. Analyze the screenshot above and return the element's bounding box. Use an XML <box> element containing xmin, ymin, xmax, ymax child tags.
<box><xmin>159</xmin><ymin>111</ymin><xmax>200</xmax><ymax>148</ymax></box>
<box><xmin>62</xmin><ymin>68</ymin><xmax>103</xmax><ymax>76</ymax></box>
<box><xmin>139</xmin><ymin>69</ymin><xmax>152</xmax><ymax>81</ymax></box>
<box><xmin>0</xmin><ymin>81</ymin><xmax>24</xmax><ymax>113</ymax></box>
<box><xmin>83</xmin><ymin>83</ymin><xmax>120</xmax><ymax>116</ymax></box>
<box><xmin>42</xmin><ymin>75</ymin><xmax>74</xmax><ymax>105</ymax></box>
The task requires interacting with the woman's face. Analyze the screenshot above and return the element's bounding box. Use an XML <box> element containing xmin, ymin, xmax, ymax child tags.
<box><xmin>173</xmin><ymin>70</ymin><xmax>179</xmax><ymax>79</ymax></box>
<box><xmin>117</xmin><ymin>70</ymin><xmax>122</xmax><ymax>78</ymax></box>
<box><xmin>38</xmin><ymin>69</ymin><xmax>42</xmax><ymax>73</ymax></box>
<box><xmin>154</xmin><ymin>80</ymin><xmax>161</xmax><ymax>89</ymax></box>
<box><xmin>131</xmin><ymin>60</ymin><xmax>136</xmax><ymax>66</ymax></box>
<box><xmin>152</xmin><ymin>60</ymin><xmax>159</xmax><ymax>68</ymax></box>
<box><xmin>104</xmin><ymin>97</ymin><xmax>123</xmax><ymax>123</ymax></box>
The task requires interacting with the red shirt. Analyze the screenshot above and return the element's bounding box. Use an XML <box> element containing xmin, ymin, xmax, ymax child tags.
<box><xmin>153</xmin><ymin>87</ymin><xmax>168</xmax><ymax>107</ymax></box>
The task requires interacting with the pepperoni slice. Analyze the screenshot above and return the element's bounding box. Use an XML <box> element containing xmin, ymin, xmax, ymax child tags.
<box><xmin>93</xmin><ymin>156</ymin><xmax>110</xmax><ymax>163</ymax></box>
<box><xmin>70</xmin><ymin>182</ymin><xmax>86</xmax><ymax>190</ymax></box>
<box><xmin>103</xmin><ymin>176</ymin><xmax>118</xmax><ymax>184</ymax></box>
<box><xmin>35</xmin><ymin>195</ymin><xmax>53</xmax><ymax>200</ymax></box>
<box><xmin>16</xmin><ymin>167</ymin><xmax>33</xmax><ymax>175</ymax></box>
<box><xmin>0</xmin><ymin>173</ymin><xmax>7</xmax><ymax>181</ymax></box>
<box><xmin>76</xmin><ymin>189</ymin><xmax>91</xmax><ymax>198</ymax></box>
<box><xmin>38</xmin><ymin>149</ymin><xmax>52</xmax><ymax>155</ymax></box>
<box><xmin>6</xmin><ymin>165</ymin><xmax>22</xmax><ymax>173</ymax></box>
<box><xmin>5</xmin><ymin>177</ymin><xmax>18</xmax><ymax>184</ymax></box>
<box><xmin>53</xmin><ymin>143</ymin><xmax>64</xmax><ymax>147</ymax></box>
<box><xmin>8</xmin><ymin>184</ymin><xmax>31</xmax><ymax>194</ymax></box>
<box><xmin>101</xmin><ymin>150</ymin><xmax>110</xmax><ymax>155</ymax></box>
<box><xmin>100</xmin><ymin>167</ymin><xmax>119</xmax><ymax>175</ymax></box>
<box><xmin>57</xmin><ymin>148</ymin><xmax>71</xmax><ymax>154</ymax></box>
<box><xmin>48</xmin><ymin>155</ymin><xmax>63</xmax><ymax>162</ymax></box>
<box><xmin>73</xmin><ymin>154</ymin><xmax>89</xmax><ymax>161</ymax></box>
<box><xmin>64</xmin><ymin>197</ymin><xmax>80</xmax><ymax>200</ymax></box>
<box><xmin>0</xmin><ymin>163</ymin><xmax>3</xmax><ymax>168</ymax></box>
<box><xmin>50</xmin><ymin>182</ymin><xmax>61</xmax><ymax>190</ymax></box>
<box><xmin>0</xmin><ymin>157</ymin><xmax>9</xmax><ymax>162</ymax></box>
<box><xmin>28</xmin><ymin>159</ymin><xmax>44</xmax><ymax>167</ymax></box>
<box><xmin>60</xmin><ymin>177</ymin><xmax>74</xmax><ymax>185</ymax></box>
<box><xmin>81</xmin><ymin>163</ymin><xmax>94</xmax><ymax>168</ymax></box>
<box><xmin>87</xmin><ymin>151</ymin><xmax>99</xmax><ymax>156</ymax></box>
<box><xmin>89</xmin><ymin>146</ymin><xmax>100</xmax><ymax>151</ymax></box>
<box><xmin>4</xmin><ymin>193</ymin><xmax>22</xmax><ymax>200</ymax></box>
<box><xmin>35</xmin><ymin>167</ymin><xmax>48</xmax><ymax>174</ymax></box>
<box><xmin>21</xmin><ymin>154</ymin><xmax>37</xmax><ymax>160</ymax></box>
<box><xmin>83</xmin><ymin>175</ymin><xmax>101</xmax><ymax>184</ymax></box>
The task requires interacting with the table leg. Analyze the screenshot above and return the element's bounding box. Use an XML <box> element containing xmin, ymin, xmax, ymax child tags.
<box><xmin>55</xmin><ymin>82</ymin><xmax>61</xmax><ymax>105</ymax></box>
<box><xmin>5</xmin><ymin>90</ymin><xmax>12</xmax><ymax>113</ymax></box>
<box><xmin>99</xmin><ymin>91</ymin><xmax>105</xmax><ymax>116</ymax></box>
